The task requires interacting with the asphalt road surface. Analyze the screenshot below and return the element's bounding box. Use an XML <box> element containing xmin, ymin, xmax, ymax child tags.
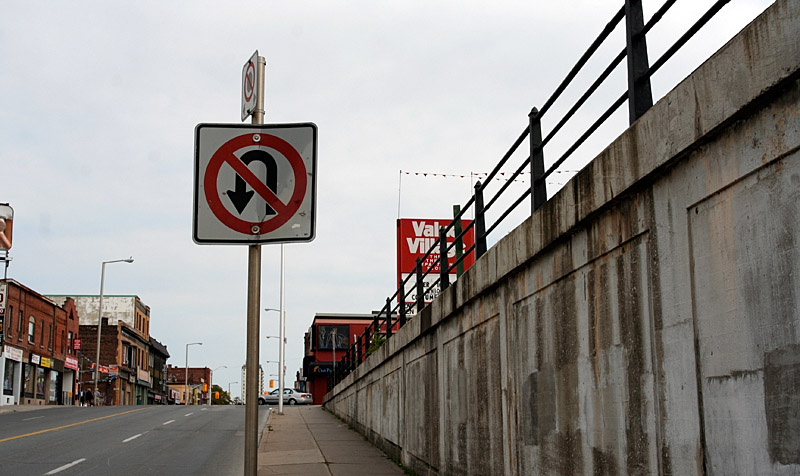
<box><xmin>0</xmin><ymin>405</ymin><xmax>268</xmax><ymax>476</ymax></box>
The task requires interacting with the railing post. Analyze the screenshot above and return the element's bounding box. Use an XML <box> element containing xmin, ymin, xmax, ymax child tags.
<box><xmin>529</xmin><ymin>107</ymin><xmax>547</xmax><ymax>212</ymax></box>
<box><xmin>385</xmin><ymin>297</ymin><xmax>393</xmax><ymax>337</ymax></box>
<box><xmin>357</xmin><ymin>331</ymin><xmax>363</xmax><ymax>363</ymax></box>
<box><xmin>625</xmin><ymin>0</ymin><xmax>653</xmax><ymax>123</ymax></box>
<box><xmin>399</xmin><ymin>281</ymin><xmax>407</xmax><ymax>328</ymax></box>
<box><xmin>439</xmin><ymin>226</ymin><xmax>450</xmax><ymax>291</ymax></box>
<box><xmin>474</xmin><ymin>181</ymin><xmax>487</xmax><ymax>259</ymax></box>
<box><xmin>415</xmin><ymin>257</ymin><xmax>425</xmax><ymax>313</ymax></box>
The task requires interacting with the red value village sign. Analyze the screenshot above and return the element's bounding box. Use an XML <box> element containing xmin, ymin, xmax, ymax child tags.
<box><xmin>396</xmin><ymin>218</ymin><xmax>475</xmax><ymax>310</ymax></box>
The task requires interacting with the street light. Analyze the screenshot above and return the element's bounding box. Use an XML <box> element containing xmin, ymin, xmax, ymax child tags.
<box><xmin>228</xmin><ymin>381</ymin><xmax>238</xmax><ymax>402</ymax></box>
<box><xmin>210</xmin><ymin>366</ymin><xmax>226</xmax><ymax>405</ymax></box>
<box><xmin>265</xmin><ymin>306</ymin><xmax>286</xmax><ymax>414</ymax></box>
<box><xmin>94</xmin><ymin>257</ymin><xmax>134</xmax><ymax>404</ymax></box>
<box><xmin>185</xmin><ymin>342</ymin><xmax>202</xmax><ymax>405</ymax></box>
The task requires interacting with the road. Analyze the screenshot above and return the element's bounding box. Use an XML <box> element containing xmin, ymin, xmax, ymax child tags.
<box><xmin>0</xmin><ymin>405</ymin><xmax>268</xmax><ymax>476</ymax></box>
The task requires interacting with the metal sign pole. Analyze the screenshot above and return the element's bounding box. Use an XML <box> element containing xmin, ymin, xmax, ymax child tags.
<box><xmin>244</xmin><ymin>55</ymin><xmax>265</xmax><ymax>476</ymax></box>
<box><xmin>278</xmin><ymin>244</ymin><xmax>285</xmax><ymax>414</ymax></box>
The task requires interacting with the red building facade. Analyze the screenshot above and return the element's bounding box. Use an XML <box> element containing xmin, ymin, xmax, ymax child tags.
<box><xmin>302</xmin><ymin>313</ymin><xmax>375</xmax><ymax>405</ymax></box>
<box><xmin>1</xmin><ymin>279</ymin><xmax>81</xmax><ymax>406</ymax></box>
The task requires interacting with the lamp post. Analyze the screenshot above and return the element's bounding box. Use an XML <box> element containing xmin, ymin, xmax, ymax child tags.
<box><xmin>94</xmin><ymin>257</ymin><xmax>133</xmax><ymax>404</ymax></box>
<box><xmin>185</xmin><ymin>342</ymin><xmax>202</xmax><ymax>404</ymax></box>
<box><xmin>265</xmin><ymin>307</ymin><xmax>286</xmax><ymax>413</ymax></box>
<box><xmin>228</xmin><ymin>381</ymin><xmax>238</xmax><ymax>403</ymax></box>
<box><xmin>210</xmin><ymin>365</ymin><xmax>226</xmax><ymax>405</ymax></box>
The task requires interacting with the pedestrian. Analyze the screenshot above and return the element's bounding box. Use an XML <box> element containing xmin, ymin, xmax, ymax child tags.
<box><xmin>79</xmin><ymin>391</ymin><xmax>85</xmax><ymax>407</ymax></box>
<box><xmin>86</xmin><ymin>389</ymin><xmax>94</xmax><ymax>406</ymax></box>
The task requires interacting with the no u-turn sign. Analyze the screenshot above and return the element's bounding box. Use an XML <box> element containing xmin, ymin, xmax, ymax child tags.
<box><xmin>193</xmin><ymin>123</ymin><xmax>317</xmax><ymax>245</ymax></box>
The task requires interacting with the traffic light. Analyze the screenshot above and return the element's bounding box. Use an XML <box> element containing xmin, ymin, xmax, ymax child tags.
<box><xmin>215</xmin><ymin>391</ymin><xmax>220</xmax><ymax>399</ymax></box>
<box><xmin>203</xmin><ymin>384</ymin><xmax>208</xmax><ymax>392</ymax></box>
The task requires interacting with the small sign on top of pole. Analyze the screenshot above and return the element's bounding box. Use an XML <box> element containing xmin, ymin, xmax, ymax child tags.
<box><xmin>241</xmin><ymin>50</ymin><xmax>260</xmax><ymax>122</ymax></box>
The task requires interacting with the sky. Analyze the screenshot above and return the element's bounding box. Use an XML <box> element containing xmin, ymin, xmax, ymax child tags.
<box><xmin>0</xmin><ymin>0</ymin><xmax>773</xmax><ymax>399</ymax></box>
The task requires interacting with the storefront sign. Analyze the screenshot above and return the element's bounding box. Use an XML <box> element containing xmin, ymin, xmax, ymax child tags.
<box><xmin>65</xmin><ymin>356</ymin><xmax>79</xmax><ymax>371</ymax></box>
<box><xmin>30</xmin><ymin>354</ymin><xmax>40</xmax><ymax>365</ymax></box>
<box><xmin>3</xmin><ymin>345</ymin><xmax>22</xmax><ymax>362</ymax></box>
<box><xmin>137</xmin><ymin>368</ymin><xmax>150</xmax><ymax>382</ymax></box>
<box><xmin>39</xmin><ymin>357</ymin><xmax>52</xmax><ymax>369</ymax></box>
<box><xmin>73</xmin><ymin>338</ymin><xmax>81</xmax><ymax>350</ymax></box>
<box><xmin>309</xmin><ymin>362</ymin><xmax>333</xmax><ymax>374</ymax></box>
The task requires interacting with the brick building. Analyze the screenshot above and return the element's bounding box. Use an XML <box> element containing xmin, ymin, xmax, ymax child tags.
<box><xmin>302</xmin><ymin>313</ymin><xmax>375</xmax><ymax>405</ymax></box>
<box><xmin>0</xmin><ymin>279</ymin><xmax>81</xmax><ymax>406</ymax></box>
<box><xmin>49</xmin><ymin>295</ymin><xmax>163</xmax><ymax>406</ymax></box>
<box><xmin>77</xmin><ymin>319</ymin><xmax>151</xmax><ymax>405</ymax></box>
<box><xmin>166</xmin><ymin>365</ymin><xmax>211</xmax><ymax>405</ymax></box>
<box><xmin>149</xmin><ymin>337</ymin><xmax>170</xmax><ymax>404</ymax></box>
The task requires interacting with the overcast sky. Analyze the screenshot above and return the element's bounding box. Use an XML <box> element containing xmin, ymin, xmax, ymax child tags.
<box><xmin>0</xmin><ymin>0</ymin><xmax>773</xmax><ymax>398</ymax></box>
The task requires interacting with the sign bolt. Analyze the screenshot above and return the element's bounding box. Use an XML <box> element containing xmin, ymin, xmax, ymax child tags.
<box><xmin>251</xmin><ymin>225</ymin><xmax>260</xmax><ymax>234</ymax></box>
<box><xmin>253</xmin><ymin>134</ymin><xmax>261</xmax><ymax>143</ymax></box>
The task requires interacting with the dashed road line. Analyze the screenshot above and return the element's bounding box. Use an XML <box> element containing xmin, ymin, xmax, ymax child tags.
<box><xmin>44</xmin><ymin>458</ymin><xmax>86</xmax><ymax>475</ymax></box>
<box><xmin>185</xmin><ymin>413</ymin><xmax>194</xmax><ymax>417</ymax></box>
<box><xmin>163</xmin><ymin>420</ymin><xmax>175</xmax><ymax>426</ymax></box>
<box><xmin>123</xmin><ymin>433</ymin><xmax>142</xmax><ymax>443</ymax></box>
<box><xmin>0</xmin><ymin>407</ymin><xmax>151</xmax><ymax>444</ymax></box>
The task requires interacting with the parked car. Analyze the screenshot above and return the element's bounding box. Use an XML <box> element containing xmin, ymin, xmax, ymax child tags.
<box><xmin>258</xmin><ymin>388</ymin><xmax>313</xmax><ymax>405</ymax></box>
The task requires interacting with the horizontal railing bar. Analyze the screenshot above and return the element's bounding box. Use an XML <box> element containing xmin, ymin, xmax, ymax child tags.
<box><xmin>641</xmin><ymin>0</ymin><xmax>677</xmax><ymax>38</ymax></box>
<box><xmin>485</xmin><ymin>187</ymin><xmax>532</xmax><ymax>238</ymax></box>
<box><xmin>541</xmin><ymin>48</ymin><xmax>627</xmax><ymax>153</ymax></box>
<box><xmin>647</xmin><ymin>0</ymin><xmax>731</xmax><ymax>80</ymax></box>
<box><xmin>537</xmin><ymin>5</ymin><xmax>626</xmax><ymax>119</ymax></box>
<box><xmin>542</xmin><ymin>90</ymin><xmax>627</xmax><ymax>181</ymax></box>
<box><xmin>484</xmin><ymin>155</ymin><xmax>533</xmax><ymax>212</ymax></box>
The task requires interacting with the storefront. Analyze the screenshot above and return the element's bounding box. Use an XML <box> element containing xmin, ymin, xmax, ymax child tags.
<box><xmin>22</xmin><ymin>353</ymin><xmax>63</xmax><ymax>405</ymax></box>
<box><xmin>63</xmin><ymin>356</ymin><xmax>78</xmax><ymax>405</ymax></box>
<box><xmin>1</xmin><ymin>345</ymin><xmax>23</xmax><ymax>405</ymax></box>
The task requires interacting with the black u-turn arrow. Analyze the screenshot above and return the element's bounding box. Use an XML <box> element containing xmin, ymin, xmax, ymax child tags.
<box><xmin>226</xmin><ymin>150</ymin><xmax>278</xmax><ymax>216</ymax></box>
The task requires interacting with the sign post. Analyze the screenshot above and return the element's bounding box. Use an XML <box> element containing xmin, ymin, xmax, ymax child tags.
<box><xmin>244</xmin><ymin>54</ymin><xmax>265</xmax><ymax>476</ymax></box>
<box><xmin>195</xmin><ymin>54</ymin><xmax>316</xmax><ymax>476</ymax></box>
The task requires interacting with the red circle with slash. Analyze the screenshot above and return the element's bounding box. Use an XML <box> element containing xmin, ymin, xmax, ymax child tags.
<box><xmin>204</xmin><ymin>133</ymin><xmax>307</xmax><ymax>235</ymax></box>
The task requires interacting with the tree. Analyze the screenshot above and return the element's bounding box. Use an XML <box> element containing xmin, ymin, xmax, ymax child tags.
<box><xmin>211</xmin><ymin>384</ymin><xmax>231</xmax><ymax>405</ymax></box>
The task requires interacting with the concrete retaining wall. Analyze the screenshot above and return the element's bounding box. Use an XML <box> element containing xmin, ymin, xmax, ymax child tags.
<box><xmin>325</xmin><ymin>1</ymin><xmax>800</xmax><ymax>474</ymax></box>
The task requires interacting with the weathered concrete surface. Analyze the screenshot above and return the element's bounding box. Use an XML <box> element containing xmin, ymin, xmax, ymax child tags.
<box><xmin>325</xmin><ymin>1</ymin><xmax>800</xmax><ymax>475</ymax></box>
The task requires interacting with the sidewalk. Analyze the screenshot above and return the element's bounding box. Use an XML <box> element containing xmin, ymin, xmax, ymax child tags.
<box><xmin>257</xmin><ymin>406</ymin><xmax>405</xmax><ymax>476</ymax></box>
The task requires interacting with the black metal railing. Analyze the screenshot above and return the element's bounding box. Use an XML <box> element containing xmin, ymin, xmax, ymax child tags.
<box><xmin>329</xmin><ymin>0</ymin><xmax>736</xmax><ymax>388</ymax></box>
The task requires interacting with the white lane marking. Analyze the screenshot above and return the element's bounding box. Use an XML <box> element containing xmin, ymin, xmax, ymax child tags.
<box><xmin>22</xmin><ymin>416</ymin><xmax>44</xmax><ymax>421</ymax></box>
<box><xmin>45</xmin><ymin>458</ymin><xmax>86</xmax><ymax>475</ymax></box>
<box><xmin>163</xmin><ymin>420</ymin><xmax>175</xmax><ymax>425</ymax></box>
<box><xmin>201</xmin><ymin>408</ymin><xmax>208</xmax><ymax>411</ymax></box>
<box><xmin>123</xmin><ymin>433</ymin><xmax>142</xmax><ymax>443</ymax></box>
<box><xmin>184</xmin><ymin>413</ymin><xmax>194</xmax><ymax>417</ymax></box>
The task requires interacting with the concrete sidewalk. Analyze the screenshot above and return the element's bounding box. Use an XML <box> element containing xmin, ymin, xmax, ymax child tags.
<box><xmin>258</xmin><ymin>406</ymin><xmax>405</xmax><ymax>476</ymax></box>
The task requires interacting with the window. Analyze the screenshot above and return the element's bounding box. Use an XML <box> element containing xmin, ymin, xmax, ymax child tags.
<box><xmin>18</xmin><ymin>310</ymin><xmax>23</xmax><ymax>337</ymax></box>
<box><xmin>28</xmin><ymin>317</ymin><xmax>35</xmax><ymax>344</ymax></box>
<box><xmin>68</xmin><ymin>331</ymin><xmax>73</xmax><ymax>355</ymax></box>
<box><xmin>6</xmin><ymin>305</ymin><xmax>11</xmax><ymax>337</ymax></box>
<box><xmin>40</xmin><ymin>320</ymin><xmax>45</xmax><ymax>346</ymax></box>
<box><xmin>48</xmin><ymin>324</ymin><xmax>53</xmax><ymax>350</ymax></box>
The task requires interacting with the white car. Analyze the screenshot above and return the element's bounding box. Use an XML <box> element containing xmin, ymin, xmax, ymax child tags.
<box><xmin>258</xmin><ymin>388</ymin><xmax>313</xmax><ymax>405</ymax></box>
